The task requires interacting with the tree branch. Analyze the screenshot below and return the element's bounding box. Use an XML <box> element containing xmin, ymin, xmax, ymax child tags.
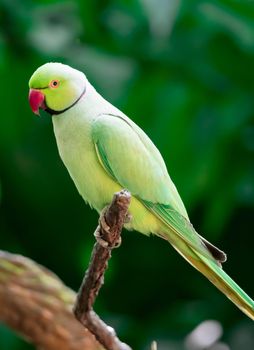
<box><xmin>0</xmin><ymin>190</ymin><xmax>133</xmax><ymax>350</ymax></box>
<box><xmin>74</xmin><ymin>189</ymin><xmax>132</xmax><ymax>350</ymax></box>
<box><xmin>0</xmin><ymin>251</ymin><xmax>103</xmax><ymax>350</ymax></box>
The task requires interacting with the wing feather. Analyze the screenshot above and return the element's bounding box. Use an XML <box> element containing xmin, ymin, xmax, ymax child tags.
<box><xmin>92</xmin><ymin>114</ymin><xmax>254</xmax><ymax>320</ymax></box>
<box><xmin>92</xmin><ymin>114</ymin><xmax>218</xmax><ymax>261</ymax></box>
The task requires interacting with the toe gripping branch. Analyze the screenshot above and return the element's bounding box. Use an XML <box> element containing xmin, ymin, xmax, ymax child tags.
<box><xmin>73</xmin><ymin>190</ymin><xmax>132</xmax><ymax>350</ymax></box>
<box><xmin>94</xmin><ymin>190</ymin><xmax>132</xmax><ymax>249</ymax></box>
<box><xmin>94</xmin><ymin>206</ymin><xmax>122</xmax><ymax>249</ymax></box>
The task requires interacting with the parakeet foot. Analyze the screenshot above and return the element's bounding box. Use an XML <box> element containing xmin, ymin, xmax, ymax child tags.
<box><xmin>94</xmin><ymin>207</ymin><xmax>122</xmax><ymax>248</ymax></box>
<box><xmin>94</xmin><ymin>226</ymin><xmax>122</xmax><ymax>248</ymax></box>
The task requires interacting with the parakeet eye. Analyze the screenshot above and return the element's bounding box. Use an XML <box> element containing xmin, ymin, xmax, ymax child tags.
<box><xmin>50</xmin><ymin>80</ymin><xmax>60</xmax><ymax>88</ymax></box>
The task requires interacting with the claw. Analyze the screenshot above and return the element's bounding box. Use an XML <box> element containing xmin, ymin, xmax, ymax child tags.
<box><xmin>124</xmin><ymin>212</ymin><xmax>132</xmax><ymax>224</ymax></box>
<box><xmin>114</xmin><ymin>236</ymin><xmax>122</xmax><ymax>248</ymax></box>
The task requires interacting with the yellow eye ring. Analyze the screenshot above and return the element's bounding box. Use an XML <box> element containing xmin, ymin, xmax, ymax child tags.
<box><xmin>50</xmin><ymin>80</ymin><xmax>60</xmax><ymax>88</ymax></box>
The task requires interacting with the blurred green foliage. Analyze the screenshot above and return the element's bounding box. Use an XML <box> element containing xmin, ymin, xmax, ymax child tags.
<box><xmin>0</xmin><ymin>0</ymin><xmax>254</xmax><ymax>349</ymax></box>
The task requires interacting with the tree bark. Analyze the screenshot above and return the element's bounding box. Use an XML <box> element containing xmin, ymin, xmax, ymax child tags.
<box><xmin>0</xmin><ymin>251</ymin><xmax>103</xmax><ymax>350</ymax></box>
<box><xmin>74</xmin><ymin>189</ymin><xmax>132</xmax><ymax>350</ymax></box>
<box><xmin>0</xmin><ymin>190</ymin><xmax>132</xmax><ymax>350</ymax></box>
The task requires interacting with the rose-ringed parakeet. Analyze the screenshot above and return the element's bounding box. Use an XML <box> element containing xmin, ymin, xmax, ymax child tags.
<box><xmin>28</xmin><ymin>62</ymin><xmax>254</xmax><ymax>320</ymax></box>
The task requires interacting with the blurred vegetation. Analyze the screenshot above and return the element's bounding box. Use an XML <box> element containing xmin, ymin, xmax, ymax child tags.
<box><xmin>0</xmin><ymin>0</ymin><xmax>254</xmax><ymax>349</ymax></box>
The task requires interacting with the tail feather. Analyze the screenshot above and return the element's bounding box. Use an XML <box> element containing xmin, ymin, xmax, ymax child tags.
<box><xmin>165</xmin><ymin>234</ymin><xmax>254</xmax><ymax>320</ymax></box>
<box><xmin>198</xmin><ymin>235</ymin><xmax>227</xmax><ymax>264</ymax></box>
<box><xmin>190</xmin><ymin>252</ymin><xmax>254</xmax><ymax>320</ymax></box>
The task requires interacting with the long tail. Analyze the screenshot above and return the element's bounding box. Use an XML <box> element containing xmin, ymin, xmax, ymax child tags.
<box><xmin>165</xmin><ymin>233</ymin><xmax>254</xmax><ymax>320</ymax></box>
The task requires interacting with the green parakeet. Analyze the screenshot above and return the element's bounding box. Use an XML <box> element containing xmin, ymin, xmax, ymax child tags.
<box><xmin>28</xmin><ymin>62</ymin><xmax>254</xmax><ymax>320</ymax></box>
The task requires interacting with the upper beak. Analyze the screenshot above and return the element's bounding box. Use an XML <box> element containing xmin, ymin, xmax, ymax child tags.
<box><xmin>29</xmin><ymin>89</ymin><xmax>46</xmax><ymax>116</ymax></box>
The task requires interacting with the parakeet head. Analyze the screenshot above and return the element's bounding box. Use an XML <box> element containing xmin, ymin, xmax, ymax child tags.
<box><xmin>28</xmin><ymin>62</ymin><xmax>86</xmax><ymax>115</ymax></box>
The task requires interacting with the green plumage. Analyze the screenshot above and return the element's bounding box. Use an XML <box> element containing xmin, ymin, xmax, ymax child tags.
<box><xmin>29</xmin><ymin>62</ymin><xmax>254</xmax><ymax>320</ymax></box>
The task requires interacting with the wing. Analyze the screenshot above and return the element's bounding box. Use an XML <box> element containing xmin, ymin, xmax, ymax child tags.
<box><xmin>92</xmin><ymin>114</ymin><xmax>217</xmax><ymax>261</ymax></box>
<box><xmin>91</xmin><ymin>114</ymin><xmax>254</xmax><ymax>320</ymax></box>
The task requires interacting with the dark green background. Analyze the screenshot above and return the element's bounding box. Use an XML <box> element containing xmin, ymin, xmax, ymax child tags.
<box><xmin>0</xmin><ymin>0</ymin><xmax>254</xmax><ymax>349</ymax></box>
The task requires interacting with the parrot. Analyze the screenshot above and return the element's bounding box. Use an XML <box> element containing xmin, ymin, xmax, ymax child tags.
<box><xmin>28</xmin><ymin>62</ymin><xmax>254</xmax><ymax>320</ymax></box>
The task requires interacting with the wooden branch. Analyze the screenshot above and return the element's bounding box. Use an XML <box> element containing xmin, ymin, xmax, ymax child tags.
<box><xmin>0</xmin><ymin>251</ymin><xmax>103</xmax><ymax>350</ymax></box>
<box><xmin>0</xmin><ymin>190</ymin><xmax>133</xmax><ymax>350</ymax></box>
<box><xmin>74</xmin><ymin>189</ymin><xmax>132</xmax><ymax>350</ymax></box>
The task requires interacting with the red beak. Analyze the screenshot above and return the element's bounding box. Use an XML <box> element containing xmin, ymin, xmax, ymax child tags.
<box><xmin>29</xmin><ymin>89</ymin><xmax>46</xmax><ymax>116</ymax></box>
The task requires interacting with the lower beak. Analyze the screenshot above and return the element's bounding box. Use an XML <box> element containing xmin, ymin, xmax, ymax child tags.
<box><xmin>29</xmin><ymin>89</ymin><xmax>46</xmax><ymax>116</ymax></box>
